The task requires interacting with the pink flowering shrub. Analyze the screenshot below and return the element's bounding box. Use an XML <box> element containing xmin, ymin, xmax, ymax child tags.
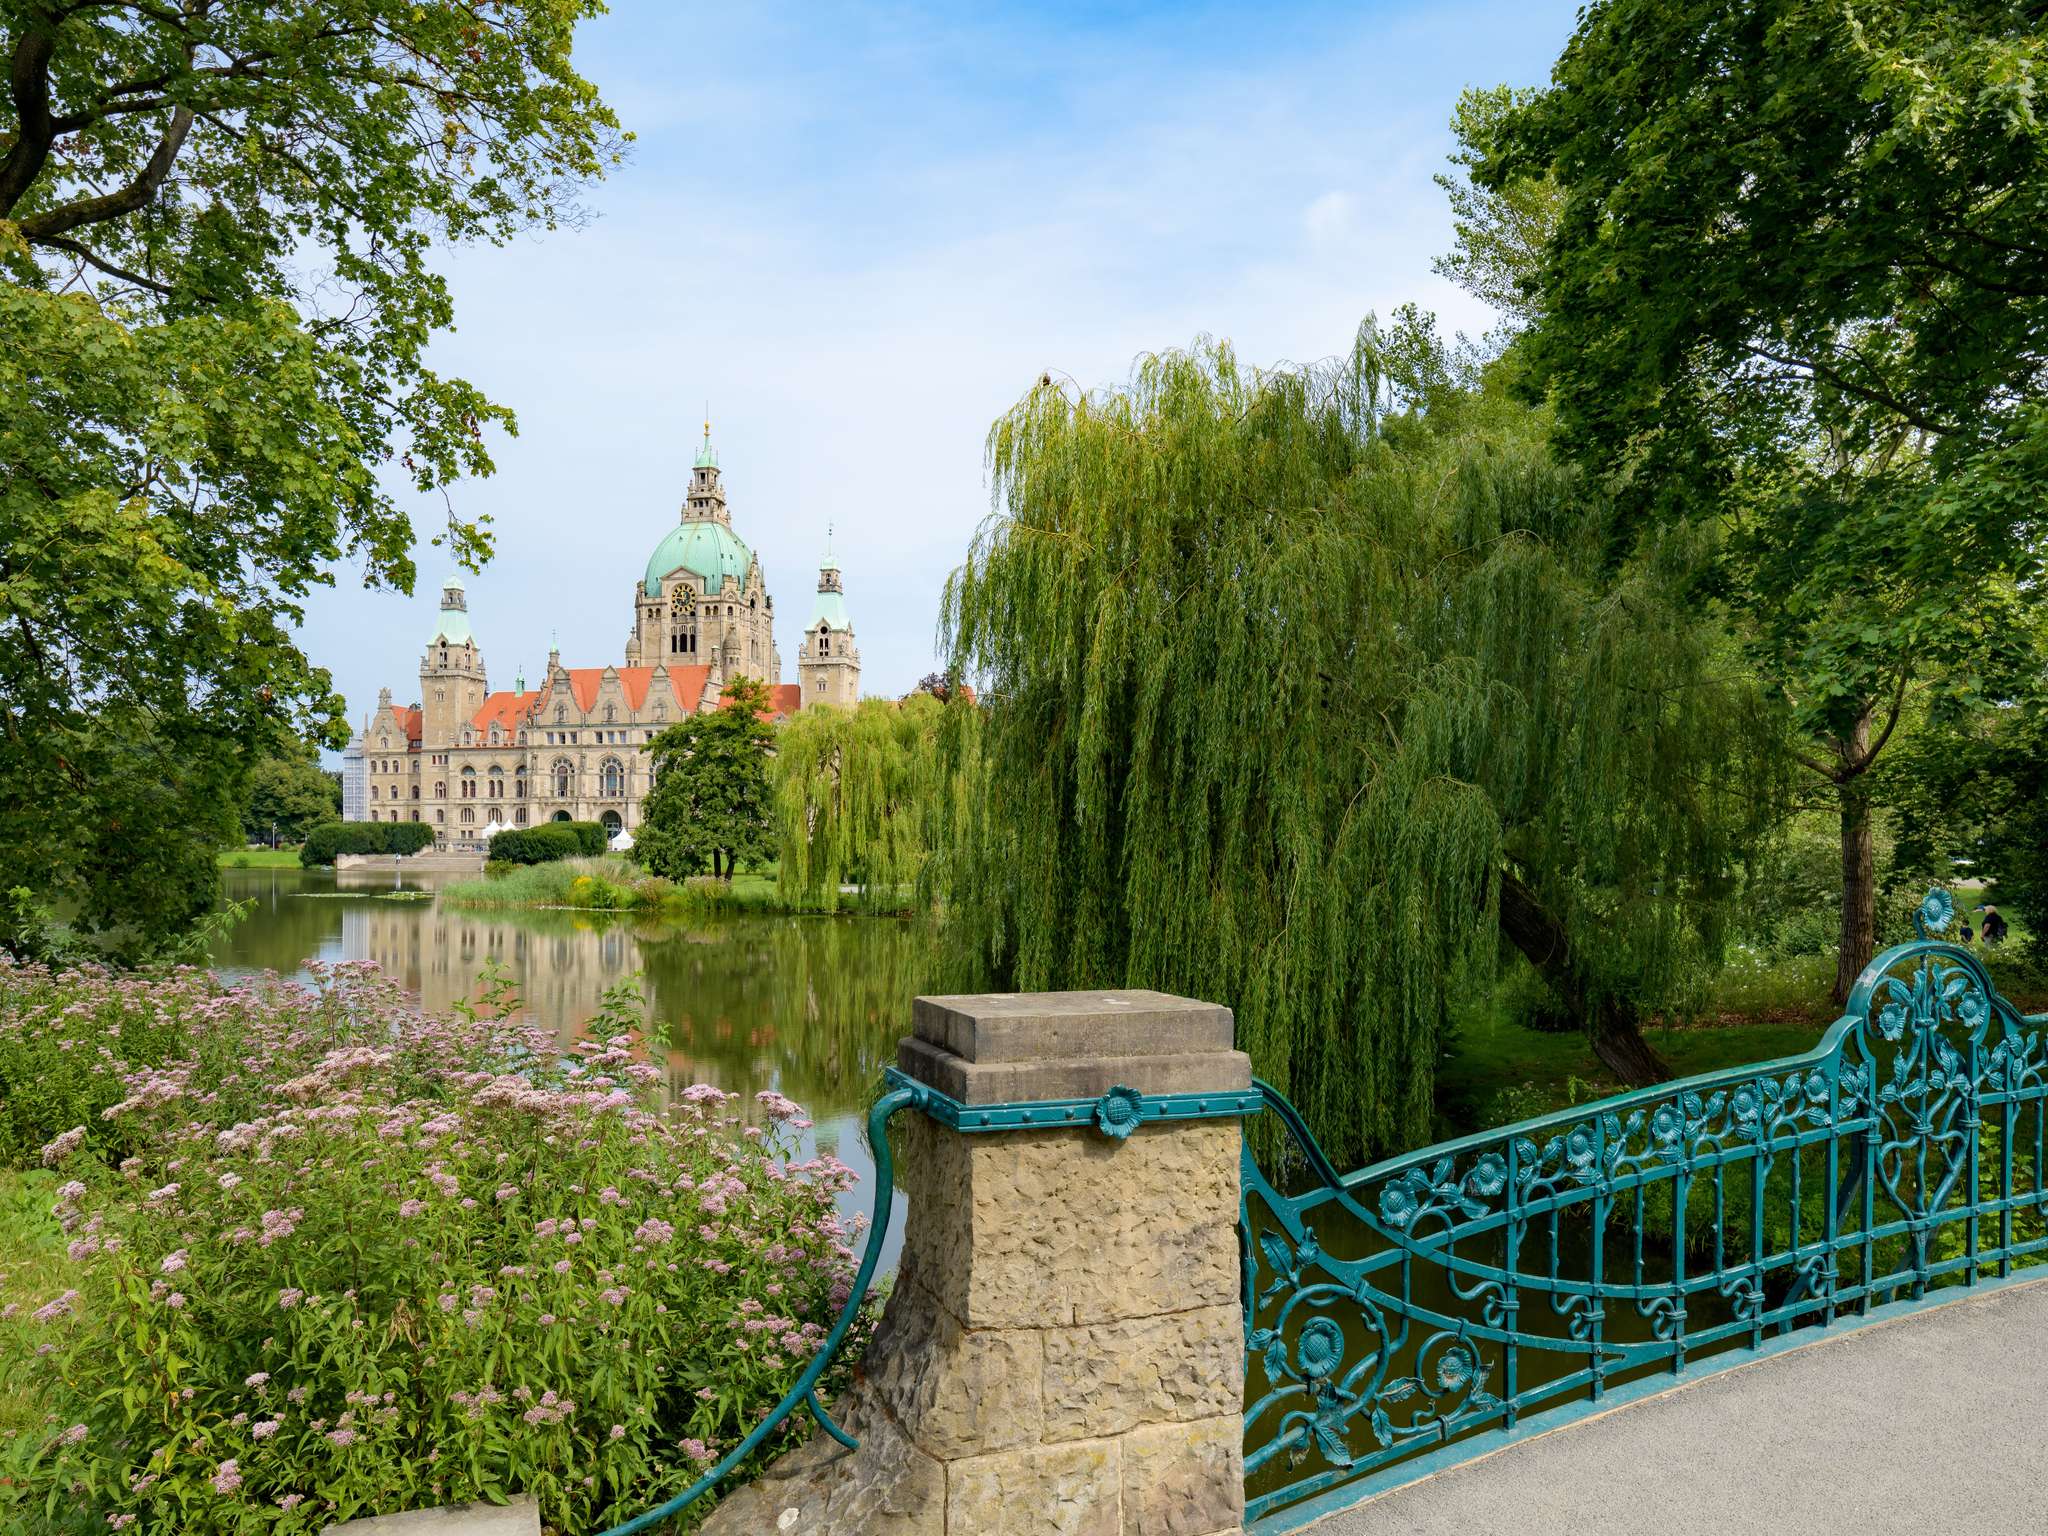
<box><xmin>1</xmin><ymin>962</ymin><xmax>868</xmax><ymax>1533</ymax></box>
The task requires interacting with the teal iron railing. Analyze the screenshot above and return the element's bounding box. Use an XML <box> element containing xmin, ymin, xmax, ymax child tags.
<box><xmin>1240</xmin><ymin>887</ymin><xmax>2048</xmax><ymax>1531</ymax></box>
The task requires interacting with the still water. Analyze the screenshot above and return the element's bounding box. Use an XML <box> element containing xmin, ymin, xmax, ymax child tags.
<box><xmin>212</xmin><ymin>866</ymin><xmax>936</xmax><ymax>1261</ymax></box>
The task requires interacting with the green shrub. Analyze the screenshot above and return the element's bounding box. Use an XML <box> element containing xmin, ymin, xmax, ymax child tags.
<box><xmin>0</xmin><ymin>960</ymin><xmax>199</xmax><ymax>1169</ymax></box>
<box><xmin>298</xmin><ymin>822</ymin><xmax>435</xmax><ymax>867</ymax></box>
<box><xmin>486</xmin><ymin>824</ymin><xmax>583</xmax><ymax>866</ymax></box>
<box><xmin>566</xmin><ymin>820</ymin><xmax>609</xmax><ymax>857</ymax></box>
<box><xmin>445</xmin><ymin>858</ymin><xmax>678</xmax><ymax>911</ymax></box>
<box><xmin>4</xmin><ymin>967</ymin><xmax>868</xmax><ymax>1533</ymax></box>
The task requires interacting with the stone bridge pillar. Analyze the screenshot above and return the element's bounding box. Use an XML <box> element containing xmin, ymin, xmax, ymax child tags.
<box><xmin>704</xmin><ymin>990</ymin><xmax>1252</xmax><ymax>1536</ymax></box>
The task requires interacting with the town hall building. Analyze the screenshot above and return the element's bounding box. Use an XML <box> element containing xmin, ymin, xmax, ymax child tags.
<box><xmin>341</xmin><ymin>428</ymin><xmax>860</xmax><ymax>848</ymax></box>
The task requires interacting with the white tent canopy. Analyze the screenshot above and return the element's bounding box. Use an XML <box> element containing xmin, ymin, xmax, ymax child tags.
<box><xmin>608</xmin><ymin>829</ymin><xmax>635</xmax><ymax>852</ymax></box>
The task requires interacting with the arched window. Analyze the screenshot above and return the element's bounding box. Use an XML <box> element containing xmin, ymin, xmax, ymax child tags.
<box><xmin>818</xmin><ymin>624</ymin><xmax>831</xmax><ymax>656</ymax></box>
<box><xmin>600</xmin><ymin>810</ymin><xmax>623</xmax><ymax>835</ymax></box>
<box><xmin>460</xmin><ymin>766</ymin><xmax>476</xmax><ymax>798</ymax></box>
<box><xmin>514</xmin><ymin>765</ymin><xmax>527</xmax><ymax>798</ymax></box>
<box><xmin>515</xmin><ymin>808</ymin><xmax>528</xmax><ymax>826</ymax></box>
<box><xmin>600</xmin><ymin>757</ymin><xmax>625</xmax><ymax>798</ymax></box>
<box><xmin>434</xmin><ymin>780</ymin><xmax>446</xmax><ymax>799</ymax></box>
<box><xmin>411</xmin><ymin>785</ymin><xmax>420</xmax><ymax>800</ymax></box>
<box><xmin>460</xmin><ymin>807</ymin><xmax>474</xmax><ymax>825</ymax></box>
<box><xmin>487</xmin><ymin>765</ymin><xmax>504</xmax><ymax>799</ymax></box>
<box><xmin>370</xmin><ymin>785</ymin><xmax>379</xmax><ymax>801</ymax></box>
<box><xmin>552</xmin><ymin>758</ymin><xmax>573</xmax><ymax>798</ymax></box>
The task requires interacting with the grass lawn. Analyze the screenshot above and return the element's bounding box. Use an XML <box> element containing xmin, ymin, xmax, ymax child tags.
<box><xmin>1440</xmin><ymin>1004</ymin><xmax>1848</xmax><ymax>1138</ymax></box>
<box><xmin>1439</xmin><ymin>930</ymin><xmax>2046</xmax><ymax>1138</ymax></box>
<box><xmin>441</xmin><ymin>857</ymin><xmax>887</xmax><ymax>916</ymax></box>
<box><xmin>217</xmin><ymin>847</ymin><xmax>302</xmax><ymax>868</ymax></box>
<box><xmin>0</xmin><ymin>1171</ymin><xmax>65</xmax><ymax>1441</ymax></box>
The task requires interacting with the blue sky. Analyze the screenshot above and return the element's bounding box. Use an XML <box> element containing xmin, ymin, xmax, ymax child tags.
<box><xmin>302</xmin><ymin>0</ymin><xmax>1582</xmax><ymax>730</ymax></box>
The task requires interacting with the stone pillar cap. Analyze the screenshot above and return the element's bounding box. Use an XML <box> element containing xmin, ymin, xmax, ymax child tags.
<box><xmin>903</xmin><ymin>989</ymin><xmax>1247</xmax><ymax>1107</ymax></box>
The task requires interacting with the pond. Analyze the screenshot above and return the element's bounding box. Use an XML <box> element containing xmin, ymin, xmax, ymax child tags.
<box><xmin>212</xmin><ymin>865</ymin><xmax>936</xmax><ymax>1263</ymax></box>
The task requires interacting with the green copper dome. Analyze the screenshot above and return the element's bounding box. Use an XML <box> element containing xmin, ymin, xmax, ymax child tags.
<box><xmin>643</xmin><ymin>519</ymin><xmax>752</xmax><ymax>598</ymax></box>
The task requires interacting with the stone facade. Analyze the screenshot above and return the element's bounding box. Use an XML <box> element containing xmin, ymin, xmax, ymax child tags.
<box><xmin>347</xmin><ymin>429</ymin><xmax>861</xmax><ymax>850</ymax></box>
<box><xmin>703</xmin><ymin>991</ymin><xmax>1249</xmax><ymax>1536</ymax></box>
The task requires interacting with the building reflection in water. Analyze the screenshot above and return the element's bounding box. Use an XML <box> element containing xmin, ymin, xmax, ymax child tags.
<box><xmin>213</xmin><ymin>867</ymin><xmax>934</xmax><ymax>1261</ymax></box>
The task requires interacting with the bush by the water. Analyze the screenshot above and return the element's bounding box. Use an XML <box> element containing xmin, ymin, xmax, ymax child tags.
<box><xmin>488</xmin><ymin>821</ymin><xmax>606</xmax><ymax>866</ymax></box>
<box><xmin>447</xmin><ymin>857</ymin><xmax>677</xmax><ymax>911</ymax></box>
<box><xmin>298</xmin><ymin>822</ymin><xmax>436</xmax><ymax>867</ymax></box>
<box><xmin>0</xmin><ymin>961</ymin><xmax>867</xmax><ymax>1533</ymax></box>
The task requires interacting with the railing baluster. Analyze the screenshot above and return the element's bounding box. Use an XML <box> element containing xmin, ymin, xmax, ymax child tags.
<box><xmin>1749</xmin><ymin>1110</ymin><xmax>1767</xmax><ymax>1350</ymax></box>
<box><xmin>1822</xmin><ymin>1101</ymin><xmax>1840</xmax><ymax>1328</ymax></box>
<box><xmin>1671</xmin><ymin>1161</ymin><xmax>1690</xmax><ymax>1373</ymax></box>
<box><xmin>1861</xmin><ymin>1117</ymin><xmax>1878</xmax><ymax>1314</ymax></box>
<box><xmin>1591</xmin><ymin>1114</ymin><xmax>1607</xmax><ymax>1402</ymax></box>
<box><xmin>1502</xmin><ymin>1137</ymin><xmax>1519</xmax><ymax>1431</ymax></box>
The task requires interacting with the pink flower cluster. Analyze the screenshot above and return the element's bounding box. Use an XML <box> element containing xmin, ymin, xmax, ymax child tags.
<box><xmin>2</xmin><ymin>957</ymin><xmax>866</xmax><ymax>1536</ymax></box>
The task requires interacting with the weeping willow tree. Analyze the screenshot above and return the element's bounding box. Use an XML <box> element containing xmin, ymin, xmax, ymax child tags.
<box><xmin>772</xmin><ymin>693</ymin><xmax>967</xmax><ymax>912</ymax></box>
<box><xmin>937</xmin><ymin>321</ymin><xmax>1785</xmax><ymax>1162</ymax></box>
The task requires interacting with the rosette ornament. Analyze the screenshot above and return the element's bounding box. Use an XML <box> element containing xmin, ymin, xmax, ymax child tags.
<box><xmin>1916</xmin><ymin>887</ymin><xmax>1955</xmax><ymax>939</ymax></box>
<box><xmin>1093</xmin><ymin>1084</ymin><xmax>1144</xmax><ymax>1140</ymax></box>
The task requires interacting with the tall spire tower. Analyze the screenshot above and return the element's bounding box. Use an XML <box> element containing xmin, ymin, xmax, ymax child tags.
<box><xmin>795</xmin><ymin>526</ymin><xmax>859</xmax><ymax>707</ymax></box>
<box><xmin>683</xmin><ymin>410</ymin><xmax>729</xmax><ymax>525</ymax></box>
<box><xmin>420</xmin><ymin>574</ymin><xmax>487</xmax><ymax>749</ymax></box>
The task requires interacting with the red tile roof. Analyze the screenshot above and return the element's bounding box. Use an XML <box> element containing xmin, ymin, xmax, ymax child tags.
<box><xmin>553</xmin><ymin>666</ymin><xmax>714</xmax><ymax>718</ymax></box>
<box><xmin>399</xmin><ymin>706</ymin><xmax>422</xmax><ymax>745</ymax></box>
<box><xmin>471</xmin><ymin>690</ymin><xmax>540</xmax><ymax>734</ymax></box>
<box><xmin>767</xmin><ymin>683</ymin><xmax>802</xmax><ymax>719</ymax></box>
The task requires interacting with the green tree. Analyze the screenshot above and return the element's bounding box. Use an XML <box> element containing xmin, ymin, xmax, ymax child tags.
<box><xmin>1477</xmin><ymin>0</ymin><xmax>2048</xmax><ymax>999</ymax></box>
<box><xmin>1431</xmin><ymin>84</ymin><xmax>1561</xmax><ymax>326</ymax></box>
<box><xmin>938</xmin><ymin>323</ymin><xmax>1776</xmax><ymax>1160</ymax></box>
<box><xmin>634</xmin><ymin>677</ymin><xmax>778</xmax><ymax>882</ymax></box>
<box><xmin>772</xmin><ymin>691</ymin><xmax>958</xmax><ymax>911</ymax></box>
<box><xmin>0</xmin><ymin>1</ymin><xmax>620</xmax><ymax>952</ymax></box>
<box><xmin>240</xmin><ymin>746</ymin><xmax>341</xmax><ymax>845</ymax></box>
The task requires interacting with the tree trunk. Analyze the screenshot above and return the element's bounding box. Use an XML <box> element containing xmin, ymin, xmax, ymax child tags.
<box><xmin>1834</xmin><ymin>756</ymin><xmax>1876</xmax><ymax>1005</ymax></box>
<box><xmin>1496</xmin><ymin>869</ymin><xmax>1670</xmax><ymax>1087</ymax></box>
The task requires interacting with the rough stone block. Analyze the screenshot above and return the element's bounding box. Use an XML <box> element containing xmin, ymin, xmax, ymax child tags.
<box><xmin>1118</xmin><ymin>1416</ymin><xmax>1244</xmax><ymax>1536</ymax></box>
<box><xmin>896</xmin><ymin>1036</ymin><xmax>1252</xmax><ymax>1107</ymax></box>
<box><xmin>324</xmin><ymin>1499</ymin><xmax>538</xmax><ymax>1536</ymax></box>
<box><xmin>698</xmin><ymin>1389</ymin><xmax>944</xmax><ymax>1536</ymax></box>
<box><xmin>947</xmin><ymin>1439</ymin><xmax>1122</xmax><ymax>1536</ymax></box>
<box><xmin>900</xmin><ymin>1117</ymin><xmax>1242</xmax><ymax>1329</ymax></box>
<box><xmin>1041</xmin><ymin>1305</ymin><xmax>1244</xmax><ymax>1441</ymax></box>
<box><xmin>913</xmin><ymin>991</ymin><xmax>1235</xmax><ymax>1063</ymax></box>
<box><xmin>863</xmin><ymin>1276</ymin><xmax>1045</xmax><ymax>1456</ymax></box>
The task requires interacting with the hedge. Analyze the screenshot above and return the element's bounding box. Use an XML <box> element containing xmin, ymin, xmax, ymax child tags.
<box><xmin>299</xmin><ymin>821</ymin><xmax>437</xmax><ymax>866</ymax></box>
<box><xmin>488</xmin><ymin>820</ymin><xmax>608</xmax><ymax>865</ymax></box>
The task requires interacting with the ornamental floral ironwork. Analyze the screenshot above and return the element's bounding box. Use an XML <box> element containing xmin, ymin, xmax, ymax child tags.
<box><xmin>1240</xmin><ymin>889</ymin><xmax>2048</xmax><ymax>1528</ymax></box>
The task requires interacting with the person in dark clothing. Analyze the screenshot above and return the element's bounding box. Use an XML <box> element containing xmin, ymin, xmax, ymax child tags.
<box><xmin>1982</xmin><ymin>906</ymin><xmax>2010</xmax><ymax>946</ymax></box>
<box><xmin>1959</xmin><ymin>917</ymin><xmax>1976</xmax><ymax>944</ymax></box>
